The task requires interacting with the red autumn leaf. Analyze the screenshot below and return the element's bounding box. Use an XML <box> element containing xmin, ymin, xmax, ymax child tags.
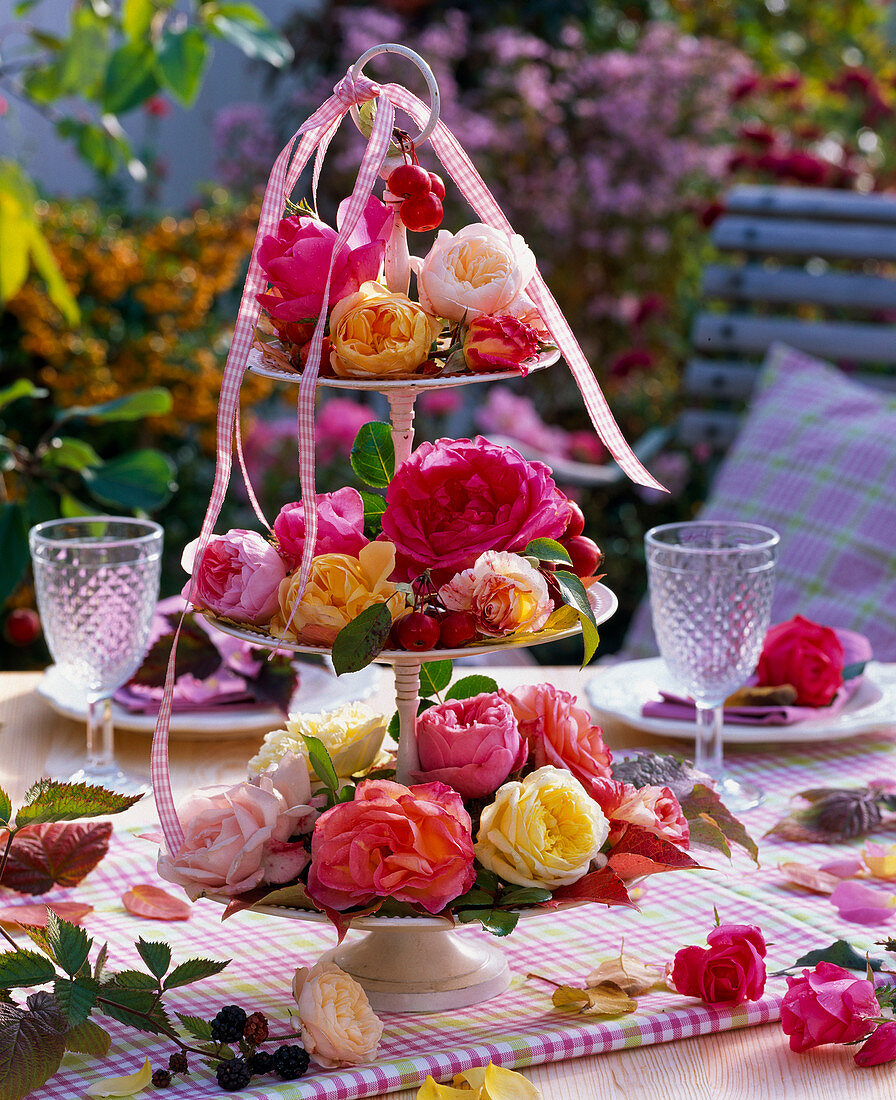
<box><xmin>0</xmin><ymin>902</ymin><xmax>93</xmax><ymax>927</ymax></box>
<box><xmin>543</xmin><ymin>865</ymin><xmax>639</xmax><ymax>910</ymax></box>
<box><xmin>122</xmin><ymin>885</ymin><xmax>191</xmax><ymax>921</ymax></box>
<box><xmin>606</xmin><ymin>823</ymin><xmax>703</xmax><ymax>881</ymax></box>
<box><xmin>0</xmin><ymin>821</ymin><xmax>112</xmax><ymax>895</ymax></box>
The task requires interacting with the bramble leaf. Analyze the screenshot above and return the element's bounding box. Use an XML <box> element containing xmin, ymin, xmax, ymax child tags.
<box><xmin>163</xmin><ymin>957</ymin><xmax>229</xmax><ymax>990</ymax></box>
<box><xmin>45</xmin><ymin>911</ymin><xmax>91</xmax><ymax>976</ymax></box>
<box><xmin>0</xmin><ymin>992</ymin><xmax>66</xmax><ymax>1100</ymax></box>
<box><xmin>0</xmin><ymin>821</ymin><xmax>112</xmax><ymax>894</ymax></box>
<box><xmin>174</xmin><ymin>1012</ymin><xmax>213</xmax><ymax>1040</ymax></box>
<box><xmin>0</xmin><ymin>948</ymin><xmax>56</xmax><ymax>989</ymax></box>
<box><xmin>64</xmin><ymin>1017</ymin><xmax>111</xmax><ymax>1056</ymax></box>
<box><xmin>15</xmin><ymin>782</ymin><xmax>140</xmax><ymax>827</ymax></box>
<box><xmin>135</xmin><ymin>939</ymin><xmax>170</xmax><ymax>979</ymax></box>
<box><xmin>53</xmin><ymin>975</ymin><xmax>99</xmax><ymax>1025</ymax></box>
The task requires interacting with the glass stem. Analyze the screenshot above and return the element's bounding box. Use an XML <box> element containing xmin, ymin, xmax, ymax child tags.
<box><xmin>694</xmin><ymin>703</ymin><xmax>724</xmax><ymax>780</ymax></box>
<box><xmin>86</xmin><ymin>696</ymin><xmax>114</xmax><ymax>771</ymax></box>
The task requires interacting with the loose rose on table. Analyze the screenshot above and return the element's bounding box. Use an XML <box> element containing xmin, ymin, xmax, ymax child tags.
<box><xmin>755</xmin><ymin>615</ymin><xmax>846</xmax><ymax>707</ymax></box>
<box><xmin>668</xmin><ymin>923</ymin><xmax>767</xmax><ymax>1005</ymax></box>
<box><xmin>292</xmin><ymin>961</ymin><xmax>383</xmax><ymax>1069</ymax></box>
<box><xmin>780</xmin><ymin>961</ymin><xmax>880</xmax><ymax>1052</ymax></box>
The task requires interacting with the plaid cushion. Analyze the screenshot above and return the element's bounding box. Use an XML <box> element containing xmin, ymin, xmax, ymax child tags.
<box><xmin>624</xmin><ymin>343</ymin><xmax>896</xmax><ymax>660</ymax></box>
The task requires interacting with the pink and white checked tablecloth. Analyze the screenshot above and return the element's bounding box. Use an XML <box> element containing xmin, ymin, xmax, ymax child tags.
<box><xmin>10</xmin><ymin>731</ymin><xmax>896</xmax><ymax>1099</ymax></box>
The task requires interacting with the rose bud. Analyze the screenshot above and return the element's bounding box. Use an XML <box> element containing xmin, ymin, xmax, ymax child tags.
<box><xmin>462</xmin><ymin>315</ymin><xmax>542</xmax><ymax>374</ymax></box>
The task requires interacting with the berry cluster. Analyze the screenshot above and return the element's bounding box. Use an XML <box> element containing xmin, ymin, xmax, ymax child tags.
<box><xmin>150</xmin><ymin>1051</ymin><xmax>190</xmax><ymax>1089</ymax></box>
<box><xmin>386</xmin><ymin>162</ymin><xmax>445</xmax><ymax>232</ymax></box>
<box><xmin>206</xmin><ymin>1005</ymin><xmax>311</xmax><ymax>1093</ymax></box>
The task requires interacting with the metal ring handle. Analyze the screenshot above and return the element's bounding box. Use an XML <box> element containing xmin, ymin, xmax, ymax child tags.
<box><xmin>349</xmin><ymin>43</ymin><xmax>440</xmax><ymax>148</ymax></box>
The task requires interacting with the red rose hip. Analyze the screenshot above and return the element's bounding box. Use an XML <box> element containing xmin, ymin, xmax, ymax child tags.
<box><xmin>563</xmin><ymin>499</ymin><xmax>586</xmax><ymax>538</ymax></box>
<box><xmin>562</xmin><ymin>535</ymin><xmax>603</xmax><ymax>578</ymax></box>
<box><xmin>399</xmin><ymin>193</ymin><xmax>443</xmax><ymax>233</ymax></box>
<box><xmin>438</xmin><ymin>611</ymin><xmax>478</xmax><ymax>648</ymax></box>
<box><xmin>427</xmin><ymin>172</ymin><xmax>446</xmax><ymax>201</ymax></box>
<box><xmin>387</xmin><ymin>163</ymin><xmax>432</xmax><ymax>199</ymax></box>
<box><xmin>394</xmin><ymin>611</ymin><xmax>441</xmax><ymax>651</ymax></box>
<box><xmin>4</xmin><ymin>608</ymin><xmax>41</xmax><ymax>646</ymax></box>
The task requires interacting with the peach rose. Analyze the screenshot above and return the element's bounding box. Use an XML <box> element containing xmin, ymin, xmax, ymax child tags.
<box><xmin>475</xmin><ymin>766</ymin><xmax>609</xmax><ymax>889</ymax></box>
<box><xmin>271</xmin><ymin>540</ymin><xmax>406</xmax><ymax>645</ymax></box>
<box><xmin>607</xmin><ymin>782</ymin><xmax>689</xmax><ymax>847</ymax></box>
<box><xmin>292</xmin><ymin>961</ymin><xmax>383</xmax><ymax>1068</ymax></box>
<box><xmin>328</xmin><ymin>280</ymin><xmax>441</xmax><ymax>378</ymax></box>
<box><xmin>440</xmin><ymin>551</ymin><xmax>553</xmax><ymax>637</ymax></box>
<box><xmin>417</xmin><ymin>223</ymin><xmax>536</xmax><ymax>322</ymax></box>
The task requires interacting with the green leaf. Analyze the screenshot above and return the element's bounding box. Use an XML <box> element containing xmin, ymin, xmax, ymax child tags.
<box><xmin>53</xmin><ymin>975</ymin><xmax>98</xmax><ymax>1025</ymax></box>
<box><xmin>0</xmin><ymin>378</ymin><xmax>48</xmax><ymax>412</ymax></box>
<box><xmin>122</xmin><ymin>0</ymin><xmax>155</xmax><ymax>40</ymax></box>
<box><xmin>20</xmin><ymin>211</ymin><xmax>76</xmax><ymax>323</ymax></box>
<box><xmin>208</xmin><ymin>13</ymin><xmax>294</xmax><ymax>67</ymax></box>
<box><xmin>418</xmin><ymin>660</ymin><xmax>452</xmax><ymax>697</ymax></box>
<box><xmin>174</xmin><ymin>1012</ymin><xmax>213</xmax><ymax>1041</ymax></box>
<box><xmin>64</xmin><ymin>1017</ymin><xmax>111</xmax><ymax>1057</ymax></box>
<box><xmin>553</xmin><ymin>570</ymin><xmax>600</xmax><ymax>664</ymax></box>
<box><xmin>96</xmin><ymin>982</ymin><xmax>171</xmax><ymax>1035</ymax></box>
<box><xmin>0</xmin><ymin>949</ymin><xmax>56</xmax><ymax>989</ymax></box>
<box><xmin>102</xmin><ymin>40</ymin><xmax>160</xmax><ymax>113</ymax></box>
<box><xmin>300</xmin><ymin>734</ymin><xmax>339</xmax><ymax>798</ymax></box>
<box><xmin>842</xmin><ymin>660</ymin><xmax>867</xmax><ymax>681</ymax></box>
<box><xmin>524</xmin><ymin>538</ymin><xmax>573</xmax><ymax>566</ymax></box>
<box><xmin>0</xmin><ymin>994</ymin><xmax>66</xmax><ymax>1100</ymax></box>
<box><xmin>45</xmin><ymin>913</ymin><xmax>90</xmax><ymax>977</ymax></box>
<box><xmin>445</xmin><ymin>674</ymin><xmax>499</xmax><ymax>701</ymax></box>
<box><xmin>684</xmin><ymin>783</ymin><xmax>760</xmax><ymax>864</ymax></box>
<box><xmin>0</xmin><ymin>503</ymin><xmax>29</xmax><ymax>606</ymax></box>
<box><xmin>359</xmin><ymin>490</ymin><xmax>387</xmax><ymax>539</ymax></box>
<box><xmin>42</xmin><ymin>436</ymin><xmax>102</xmax><ymax>473</ymax></box>
<box><xmin>0</xmin><ymin>789</ymin><xmax>10</xmax><ymax>827</ymax></box>
<box><xmin>60</xmin><ymin>493</ymin><xmax>96</xmax><ymax>519</ymax></box>
<box><xmin>450</xmin><ymin>889</ymin><xmax>494</xmax><ymax>908</ymax></box>
<box><xmin>15</xmin><ymin>780</ymin><xmax>142</xmax><ymax>827</ymax></box>
<box><xmin>108</xmin><ymin>970</ymin><xmax>158</xmax><ymax>991</ymax></box>
<box><xmin>0</xmin><ymin>186</ymin><xmax>31</xmax><ymax>307</ymax></box>
<box><xmin>456</xmin><ymin>909</ymin><xmax>519</xmax><ymax>937</ymax></box>
<box><xmin>499</xmin><ymin>887</ymin><xmax>552</xmax><ymax>906</ymax></box>
<box><xmin>83</xmin><ymin>448</ymin><xmax>176</xmax><ymax>511</ymax></box>
<box><xmin>163</xmin><ymin>957</ymin><xmax>229</xmax><ymax>990</ymax></box>
<box><xmin>350</xmin><ymin>422</ymin><xmax>395</xmax><ymax>488</ymax></box>
<box><xmin>58</xmin><ymin>6</ymin><xmax>107</xmax><ymax>96</ymax></box>
<box><xmin>68</xmin><ymin>386</ymin><xmax>172</xmax><ymax>423</ymax></box>
<box><xmin>331</xmin><ymin>602</ymin><xmax>393</xmax><ymax>675</ymax></box>
<box><xmin>136</xmin><ymin>940</ymin><xmax>170</xmax><ymax>981</ymax></box>
<box><xmin>155</xmin><ymin>27</ymin><xmax>209</xmax><ymax>106</ymax></box>
<box><xmin>786</xmin><ymin>940</ymin><xmax>884</xmax><ymax>974</ymax></box>
<box><xmin>23</xmin><ymin>61</ymin><xmax>63</xmax><ymax>104</ymax></box>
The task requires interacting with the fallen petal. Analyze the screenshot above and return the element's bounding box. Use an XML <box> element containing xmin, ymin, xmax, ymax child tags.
<box><xmin>778</xmin><ymin>862</ymin><xmax>840</xmax><ymax>894</ymax></box>
<box><xmin>416</xmin><ymin>1076</ymin><xmax>473</xmax><ymax>1099</ymax></box>
<box><xmin>122</xmin><ymin>885</ymin><xmax>191</xmax><ymax>921</ymax></box>
<box><xmin>819</xmin><ymin>857</ymin><xmax>864</xmax><ymax>879</ymax></box>
<box><xmin>830</xmin><ymin>880</ymin><xmax>896</xmax><ymax>925</ymax></box>
<box><xmin>0</xmin><ymin>902</ymin><xmax>92</xmax><ymax>928</ymax></box>
<box><xmin>86</xmin><ymin>1057</ymin><xmax>152</xmax><ymax>1097</ymax></box>
<box><xmin>482</xmin><ymin>1063</ymin><xmax>543</xmax><ymax>1099</ymax></box>
<box><xmin>863</xmin><ymin>842</ymin><xmax>896</xmax><ymax>880</ymax></box>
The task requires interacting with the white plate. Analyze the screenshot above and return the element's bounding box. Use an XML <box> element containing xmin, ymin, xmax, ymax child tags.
<box><xmin>37</xmin><ymin>662</ymin><xmax>384</xmax><ymax>741</ymax></box>
<box><xmin>586</xmin><ymin>657</ymin><xmax>894</xmax><ymax>744</ymax></box>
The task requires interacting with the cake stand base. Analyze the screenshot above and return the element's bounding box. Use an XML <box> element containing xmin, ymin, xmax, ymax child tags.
<box><xmin>319</xmin><ymin>925</ymin><xmax>511</xmax><ymax>1013</ymax></box>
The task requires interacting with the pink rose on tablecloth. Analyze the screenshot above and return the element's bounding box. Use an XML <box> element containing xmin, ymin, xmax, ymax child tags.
<box><xmin>780</xmin><ymin>961</ymin><xmax>880</xmax><ymax>1052</ymax></box>
<box><xmin>501</xmin><ymin>683</ymin><xmax>613</xmax><ymax>791</ymax></box>
<box><xmin>411</xmin><ymin>693</ymin><xmax>527</xmax><ymax>799</ymax></box>
<box><xmin>591</xmin><ymin>779</ymin><xmax>689</xmax><ymax>848</ymax></box>
<box><xmin>856</xmin><ymin>1021</ymin><xmax>896</xmax><ymax>1067</ymax></box>
<box><xmin>182</xmin><ymin>530</ymin><xmax>286</xmax><ymax>625</ymax></box>
<box><xmin>669</xmin><ymin>924</ymin><xmax>767</xmax><ymax>1005</ymax></box>
<box><xmin>439</xmin><ymin>551</ymin><xmax>554</xmax><ymax>637</ymax></box>
<box><xmin>157</xmin><ymin>776</ymin><xmax>311</xmax><ymax>898</ymax></box>
<box><xmin>307</xmin><ymin>779</ymin><xmax>475</xmax><ymax>914</ymax></box>
<box><xmin>255</xmin><ymin>197</ymin><xmax>392</xmax><ymax>330</ymax></box>
<box><xmin>755</xmin><ymin>615</ymin><xmax>845</xmax><ymax>707</ymax></box>
<box><xmin>462</xmin><ymin>314</ymin><xmax>541</xmax><ymax>374</ymax></box>
<box><xmin>273</xmin><ymin>487</ymin><xmax>368</xmax><ymax>570</ymax></box>
<box><xmin>380</xmin><ymin>437</ymin><xmax>569</xmax><ymax>581</ymax></box>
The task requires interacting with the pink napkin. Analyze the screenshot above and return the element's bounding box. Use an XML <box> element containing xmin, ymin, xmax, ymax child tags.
<box><xmin>641</xmin><ymin>628</ymin><xmax>872</xmax><ymax>726</ymax></box>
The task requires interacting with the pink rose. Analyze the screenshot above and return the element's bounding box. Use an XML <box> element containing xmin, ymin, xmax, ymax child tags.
<box><xmin>411</xmin><ymin>693</ymin><xmax>527</xmax><ymax>799</ymax></box>
<box><xmin>755</xmin><ymin>615</ymin><xmax>845</xmax><ymax>707</ymax></box>
<box><xmin>157</xmin><ymin>777</ymin><xmax>310</xmax><ymax>898</ymax></box>
<box><xmin>307</xmin><ymin>779</ymin><xmax>476</xmax><ymax>914</ymax></box>
<box><xmin>182</xmin><ymin>530</ymin><xmax>286</xmax><ymax>625</ymax></box>
<box><xmin>273</xmin><ymin>487</ymin><xmax>368</xmax><ymax>570</ymax></box>
<box><xmin>501</xmin><ymin>683</ymin><xmax>613</xmax><ymax>791</ymax></box>
<box><xmin>381</xmin><ymin>437</ymin><xmax>569</xmax><ymax>581</ymax></box>
<box><xmin>593</xmin><ymin>780</ymin><xmax>690</xmax><ymax>848</ymax></box>
<box><xmin>781</xmin><ymin>961</ymin><xmax>880</xmax><ymax>1052</ymax></box>
<box><xmin>463</xmin><ymin>314</ymin><xmax>541</xmax><ymax>374</ymax></box>
<box><xmin>669</xmin><ymin>924</ymin><xmax>767</xmax><ymax>1005</ymax></box>
<box><xmin>856</xmin><ymin>1021</ymin><xmax>896</xmax><ymax>1067</ymax></box>
<box><xmin>439</xmin><ymin>551</ymin><xmax>554</xmax><ymax>637</ymax></box>
<box><xmin>256</xmin><ymin>197</ymin><xmax>392</xmax><ymax>328</ymax></box>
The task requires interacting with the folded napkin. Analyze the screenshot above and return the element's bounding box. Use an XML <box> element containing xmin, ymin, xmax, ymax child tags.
<box><xmin>641</xmin><ymin>628</ymin><xmax>872</xmax><ymax>727</ymax></box>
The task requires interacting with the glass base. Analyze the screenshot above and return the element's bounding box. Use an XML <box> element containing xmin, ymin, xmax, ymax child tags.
<box><xmin>65</xmin><ymin>764</ymin><xmax>151</xmax><ymax>798</ymax></box>
<box><xmin>714</xmin><ymin>774</ymin><xmax>764</xmax><ymax>813</ymax></box>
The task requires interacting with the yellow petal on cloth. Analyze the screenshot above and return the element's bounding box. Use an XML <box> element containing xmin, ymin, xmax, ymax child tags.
<box><xmin>416</xmin><ymin>1075</ymin><xmax>476</xmax><ymax>1099</ymax></box>
<box><xmin>863</xmin><ymin>842</ymin><xmax>896</xmax><ymax>880</ymax></box>
<box><xmin>85</xmin><ymin>1057</ymin><xmax>152</xmax><ymax>1097</ymax></box>
<box><xmin>451</xmin><ymin>1064</ymin><xmax>543</xmax><ymax>1099</ymax></box>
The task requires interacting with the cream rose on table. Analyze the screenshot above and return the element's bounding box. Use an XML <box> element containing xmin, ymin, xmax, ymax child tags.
<box><xmin>292</xmin><ymin>961</ymin><xmax>383</xmax><ymax>1068</ymax></box>
<box><xmin>328</xmin><ymin>280</ymin><xmax>441</xmax><ymax>378</ymax></box>
<box><xmin>475</xmin><ymin>766</ymin><xmax>609</xmax><ymax>890</ymax></box>
<box><xmin>439</xmin><ymin>550</ymin><xmax>553</xmax><ymax>637</ymax></box>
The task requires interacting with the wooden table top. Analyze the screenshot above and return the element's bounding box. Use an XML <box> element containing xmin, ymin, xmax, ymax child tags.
<box><xmin>1</xmin><ymin>666</ymin><xmax>892</xmax><ymax>1099</ymax></box>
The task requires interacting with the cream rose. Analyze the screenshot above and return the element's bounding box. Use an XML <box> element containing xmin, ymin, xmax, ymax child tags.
<box><xmin>328</xmin><ymin>280</ymin><xmax>441</xmax><ymax>378</ymax></box>
<box><xmin>292</xmin><ymin>961</ymin><xmax>383</xmax><ymax>1068</ymax></box>
<box><xmin>439</xmin><ymin>550</ymin><xmax>553</xmax><ymax>637</ymax></box>
<box><xmin>475</xmin><ymin>766</ymin><xmax>609</xmax><ymax>889</ymax></box>
<box><xmin>248</xmin><ymin>701</ymin><xmax>388</xmax><ymax>781</ymax></box>
<box><xmin>416</xmin><ymin>223</ymin><xmax>537</xmax><ymax>323</ymax></box>
<box><xmin>271</xmin><ymin>540</ymin><xmax>406</xmax><ymax>645</ymax></box>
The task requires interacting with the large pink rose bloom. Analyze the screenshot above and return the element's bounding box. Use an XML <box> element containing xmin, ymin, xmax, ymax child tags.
<box><xmin>182</xmin><ymin>530</ymin><xmax>286</xmax><ymax>625</ymax></box>
<box><xmin>307</xmin><ymin>779</ymin><xmax>476</xmax><ymax>914</ymax></box>
<box><xmin>256</xmin><ymin>197</ymin><xmax>392</xmax><ymax>323</ymax></box>
<box><xmin>502</xmin><ymin>683</ymin><xmax>613</xmax><ymax>790</ymax></box>
<box><xmin>380</xmin><ymin>437</ymin><xmax>569</xmax><ymax>581</ymax></box>
<box><xmin>781</xmin><ymin>962</ymin><xmax>880</xmax><ymax>1052</ymax></box>
<box><xmin>274</xmin><ymin>487</ymin><xmax>368</xmax><ymax>570</ymax></box>
<box><xmin>411</xmin><ymin>693</ymin><xmax>527</xmax><ymax>799</ymax></box>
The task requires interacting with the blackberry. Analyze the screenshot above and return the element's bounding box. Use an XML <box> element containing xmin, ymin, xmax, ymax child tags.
<box><xmin>246</xmin><ymin>1050</ymin><xmax>274</xmax><ymax>1075</ymax></box>
<box><xmin>243</xmin><ymin>1010</ymin><xmax>269</xmax><ymax>1045</ymax></box>
<box><xmin>272</xmin><ymin>1044</ymin><xmax>310</xmax><ymax>1080</ymax></box>
<box><xmin>215</xmin><ymin>1057</ymin><xmax>252</xmax><ymax>1092</ymax></box>
<box><xmin>211</xmin><ymin>1005</ymin><xmax>248</xmax><ymax>1043</ymax></box>
<box><xmin>151</xmin><ymin>1068</ymin><xmax>172</xmax><ymax>1088</ymax></box>
<box><xmin>168</xmin><ymin>1052</ymin><xmax>189</xmax><ymax>1075</ymax></box>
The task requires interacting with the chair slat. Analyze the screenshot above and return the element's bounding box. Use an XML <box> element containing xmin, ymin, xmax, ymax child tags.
<box><xmin>683</xmin><ymin>358</ymin><xmax>760</xmax><ymax>400</ymax></box>
<box><xmin>725</xmin><ymin>184</ymin><xmax>896</xmax><ymax>224</ymax></box>
<box><xmin>701</xmin><ymin>264</ymin><xmax>896</xmax><ymax>310</ymax></box>
<box><xmin>692</xmin><ymin>313</ymin><xmax>896</xmax><ymax>363</ymax></box>
<box><xmin>712</xmin><ymin>215</ymin><xmax>896</xmax><ymax>260</ymax></box>
<box><xmin>676</xmin><ymin>409</ymin><xmax>741</xmax><ymax>450</ymax></box>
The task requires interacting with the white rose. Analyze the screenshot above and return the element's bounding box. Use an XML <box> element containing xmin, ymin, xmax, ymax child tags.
<box><xmin>292</xmin><ymin>961</ymin><xmax>383</xmax><ymax>1068</ymax></box>
<box><xmin>248</xmin><ymin>702</ymin><xmax>387</xmax><ymax>781</ymax></box>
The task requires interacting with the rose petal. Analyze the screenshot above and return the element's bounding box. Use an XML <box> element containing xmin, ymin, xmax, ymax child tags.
<box><xmin>819</xmin><ymin>858</ymin><xmax>865</xmax><ymax>879</ymax></box>
<box><xmin>830</xmin><ymin>880</ymin><xmax>896</xmax><ymax>924</ymax></box>
<box><xmin>0</xmin><ymin>902</ymin><xmax>93</xmax><ymax>928</ymax></box>
<box><xmin>86</xmin><ymin>1057</ymin><xmax>152</xmax><ymax>1097</ymax></box>
<box><xmin>779</xmin><ymin>862</ymin><xmax>840</xmax><ymax>894</ymax></box>
<box><xmin>122</xmin><ymin>884</ymin><xmax>191</xmax><ymax>921</ymax></box>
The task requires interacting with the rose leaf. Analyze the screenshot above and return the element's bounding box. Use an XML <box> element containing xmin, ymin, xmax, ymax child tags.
<box><xmin>15</xmin><ymin>781</ymin><xmax>141</xmax><ymax>827</ymax></box>
<box><xmin>418</xmin><ymin>659</ymin><xmax>453</xmax><ymax>697</ymax></box>
<box><xmin>0</xmin><ymin>821</ymin><xmax>112</xmax><ymax>894</ymax></box>
<box><xmin>331</xmin><ymin>602</ymin><xmax>392</xmax><ymax>675</ymax></box>
<box><xmin>350</xmin><ymin>421</ymin><xmax>395</xmax><ymax>488</ymax></box>
<box><xmin>130</xmin><ymin>615</ymin><xmax>221</xmax><ymax>687</ymax></box>
<box><xmin>0</xmin><ymin>993</ymin><xmax>67</xmax><ymax>1100</ymax></box>
<box><xmin>455</xmin><ymin>908</ymin><xmax>518</xmax><ymax>937</ymax></box>
<box><xmin>782</xmin><ymin>938</ymin><xmax>884</xmax><ymax>974</ymax></box>
<box><xmin>444</xmin><ymin>674</ymin><xmax>498</xmax><ymax>701</ymax></box>
<box><xmin>553</xmin><ymin>570</ymin><xmax>600</xmax><ymax>665</ymax></box>
<box><xmin>523</xmin><ymin>538</ymin><xmax>572</xmax><ymax>566</ymax></box>
<box><xmin>0</xmin><ymin>788</ymin><xmax>10</xmax><ymax>828</ymax></box>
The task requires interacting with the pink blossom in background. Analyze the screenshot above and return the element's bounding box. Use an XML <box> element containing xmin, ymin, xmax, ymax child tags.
<box><xmin>417</xmin><ymin>389</ymin><xmax>462</xmax><ymax>417</ymax></box>
<box><xmin>212</xmin><ymin>102</ymin><xmax>280</xmax><ymax>193</ymax></box>
<box><xmin>476</xmin><ymin>390</ymin><xmax>568</xmax><ymax>458</ymax></box>
<box><xmin>274</xmin><ymin>487</ymin><xmax>368</xmax><ymax>570</ymax></box>
<box><xmin>315</xmin><ymin>397</ymin><xmax>377</xmax><ymax>464</ymax></box>
<box><xmin>241</xmin><ymin>415</ymin><xmax>296</xmax><ymax>497</ymax></box>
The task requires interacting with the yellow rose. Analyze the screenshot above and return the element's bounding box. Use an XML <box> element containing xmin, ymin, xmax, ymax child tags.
<box><xmin>248</xmin><ymin>701</ymin><xmax>388</xmax><ymax>781</ymax></box>
<box><xmin>271</xmin><ymin>540</ymin><xmax>407</xmax><ymax>646</ymax></box>
<box><xmin>475</xmin><ymin>766</ymin><xmax>609</xmax><ymax>889</ymax></box>
<box><xmin>328</xmin><ymin>280</ymin><xmax>442</xmax><ymax>378</ymax></box>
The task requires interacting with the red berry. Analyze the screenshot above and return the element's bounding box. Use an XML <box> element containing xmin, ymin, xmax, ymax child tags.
<box><xmin>427</xmin><ymin>172</ymin><xmax>446</xmax><ymax>201</ymax></box>
<box><xmin>562</xmin><ymin>535</ymin><xmax>603</xmax><ymax>579</ymax></box>
<box><xmin>394</xmin><ymin>611</ymin><xmax>441</xmax><ymax>651</ymax></box>
<box><xmin>563</xmin><ymin>499</ymin><xmax>586</xmax><ymax>538</ymax></box>
<box><xmin>399</xmin><ymin>194</ymin><xmax>443</xmax><ymax>232</ymax></box>
<box><xmin>438</xmin><ymin>611</ymin><xmax>478</xmax><ymax>648</ymax></box>
<box><xmin>4</xmin><ymin>608</ymin><xmax>41</xmax><ymax>646</ymax></box>
<box><xmin>387</xmin><ymin>163</ymin><xmax>432</xmax><ymax>199</ymax></box>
